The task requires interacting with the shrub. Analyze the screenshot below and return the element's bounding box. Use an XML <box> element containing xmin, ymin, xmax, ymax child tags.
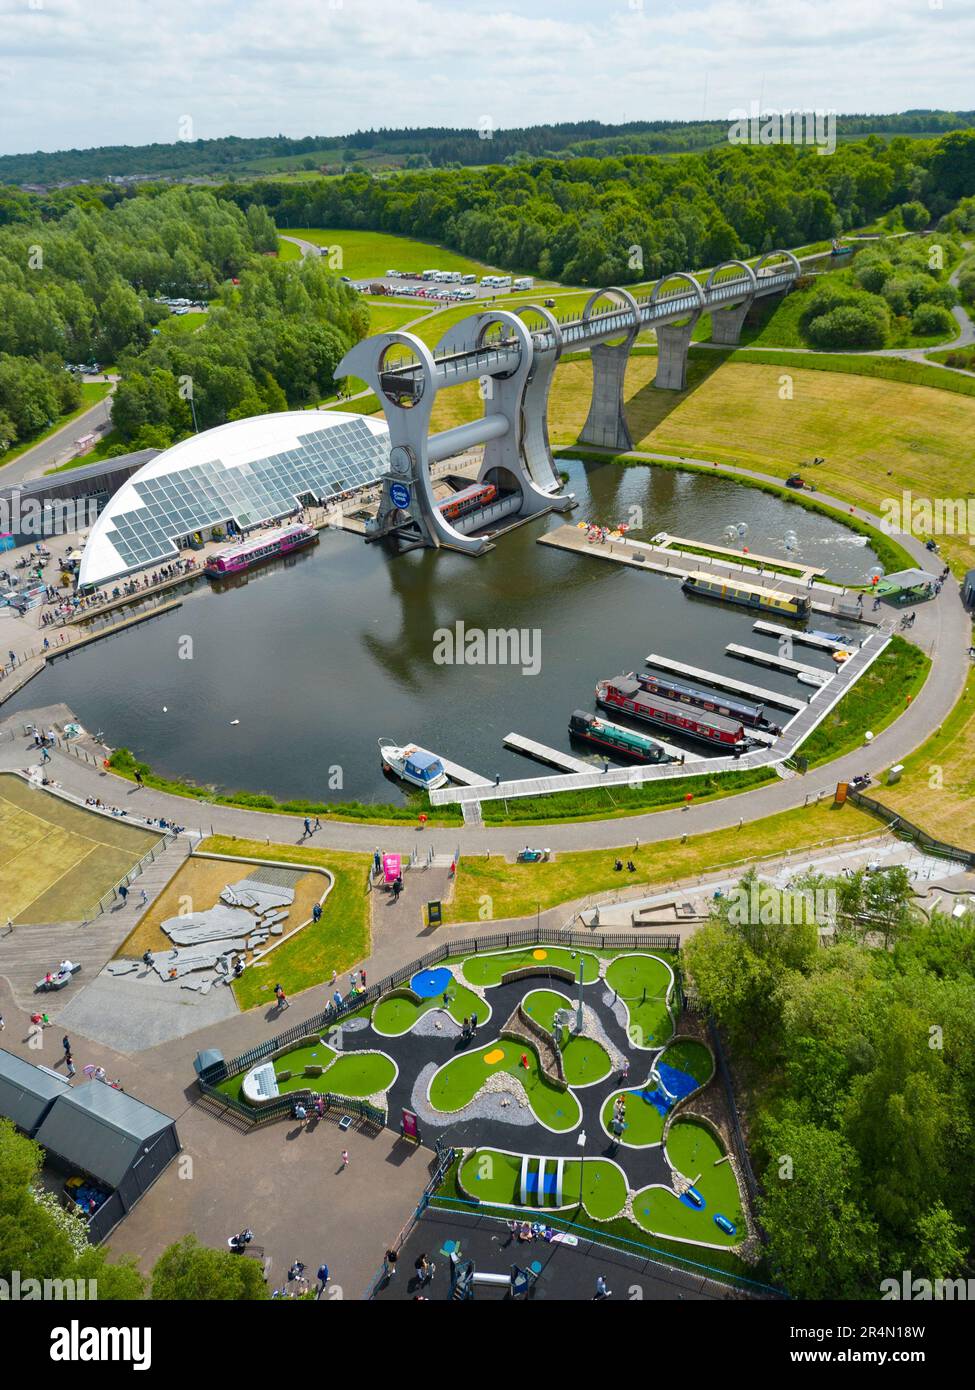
<box><xmin>853</xmin><ymin>258</ymin><xmax>894</xmax><ymax>294</ymax></box>
<box><xmin>805</xmin><ymin>301</ymin><xmax>889</xmax><ymax>350</ymax></box>
<box><xmin>899</xmin><ymin>200</ymin><xmax>930</xmax><ymax>231</ymax></box>
<box><xmin>910</xmin><ymin>302</ymin><xmax>955</xmax><ymax>337</ymax></box>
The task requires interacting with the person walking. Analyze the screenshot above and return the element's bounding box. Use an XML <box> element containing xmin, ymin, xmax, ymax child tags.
<box><xmin>118</xmin><ymin>883</ymin><xmax>128</xmax><ymax>904</ymax></box>
<box><xmin>593</xmin><ymin>1274</ymin><xmax>612</xmax><ymax>1300</ymax></box>
<box><xmin>274</xmin><ymin>982</ymin><xmax>290</xmax><ymax>1011</ymax></box>
<box><xmin>340</xmin><ymin>1149</ymin><xmax>349</xmax><ymax>1169</ymax></box>
<box><xmin>65</xmin><ymin>1050</ymin><xmax>76</xmax><ymax>1078</ymax></box>
<box><xmin>383</xmin><ymin>1249</ymin><xmax>398</xmax><ymax>1281</ymax></box>
<box><xmin>316</xmin><ymin>1263</ymin><xmax>329</xmax><ymax>1298</ymax></box>
<box><xmin>303</xmin><ymin>818</ymin><xmax>312</xmax><ymax>838</ymax></box>
<box><xmin>62</xmin><ymin>1034</ymin><xmax>71</xmax><ymax>1058</ymax></box>
<box><xmin>0</xmin><ymin>1014</ymin><xmax>5</xmax><ymax>1031</ymax></box>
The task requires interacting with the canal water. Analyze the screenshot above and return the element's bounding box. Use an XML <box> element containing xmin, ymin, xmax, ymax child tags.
<box><xmin>8</xmin><ymin>459</ymin><xmax>877</xmax><ymax>803</ymax></box>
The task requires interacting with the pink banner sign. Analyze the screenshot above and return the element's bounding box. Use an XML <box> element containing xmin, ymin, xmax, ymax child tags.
<box><xmin>383</xmin><ymin>853</ymin><xmax>402</xmax><ymax>884</ymax></box>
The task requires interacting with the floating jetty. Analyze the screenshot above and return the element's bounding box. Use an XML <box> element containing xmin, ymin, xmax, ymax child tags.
<box><xmin>644</xmin><ymin>653</ymin><xmax>806</xmax><ymax>713</ymax></box>
<box><xmin>726</xmin><ymin>643</ymin><xmax>830</xmax><ymax>678</ymax></box>
<box><xmin>752</xmin><ymin>620</ymin><xmax>847</xmax><ymax>650</ymax></box>
<box><xmin>503</xmin><ymin>733</ymin><xmax>594</xmax><ymax>774</ymax></box>
<box><xmin>437</xmin><ymin>757</ymin><xmax>494</xmax><ymax>787</ymax></box>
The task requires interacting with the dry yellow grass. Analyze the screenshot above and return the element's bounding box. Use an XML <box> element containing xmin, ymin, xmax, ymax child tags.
<box><xmin>873</xmin><ymin>670</ymin><xmax>975</xmax><ymax>851</ymax></box>
<box><xmin>117</xmin><ymin>855</ymin><xmax>324</xmax><ymax>957</ymax></box>
<box><xmin>430</xmin><ymin>355</ymin><xmax>975</xmax><ymax>573</ymax></box>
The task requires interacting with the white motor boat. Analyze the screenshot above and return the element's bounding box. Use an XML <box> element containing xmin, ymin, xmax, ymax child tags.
<box><xmin>378</xmin><ymin>739</ymin><xmax>449</xmax><ymax>790</ymax></box>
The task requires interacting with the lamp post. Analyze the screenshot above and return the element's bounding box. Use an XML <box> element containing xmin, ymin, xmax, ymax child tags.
<box><xmin>577</xmin><ymin>1129</ymin><xmax>587</xmax><ymax>1206</ymax></box>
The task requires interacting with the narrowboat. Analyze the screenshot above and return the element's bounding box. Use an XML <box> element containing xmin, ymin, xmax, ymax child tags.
<box><xmin>568</xmin><ymin>711</ymin><xmax>677</xmax><ymax>764</ymax></box>
<box><xmin>625</xmin><ymin>670</ymin><xmax>769</xmax><ymax>729</ymax></box>
<box><xmin>378</xmin><ymin>739</ymin><xmax>449</xmax><ymax>791</ymax></box>
<box><xmin>596</xmin><ymin>677</ymin><xmax>751</xmax><ymax>752</ymax></box>
<box><xmin>681</xmin><ymin>571</ymin><xmax>811</xmax><ymax>618</ymax></box>
<box><xmin>205</xmin><ymin>523</ymin><xmax>317</xmax><ymax>578</ymax></box>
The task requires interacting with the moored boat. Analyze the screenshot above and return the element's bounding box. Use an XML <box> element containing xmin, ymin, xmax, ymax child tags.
<box><xmin>568</xmin><ymin>710</ymin><xmax>678</xmax><ymax>764</ymax></box>
<box><xmin>682</xmin><ymin>571</ymin><xmax>811</xmax><ymax>618</ymax></box>
<box><xmin>595</xmin><ymin>677</ymin><xmax>751</xmax><ymax>752</ymax></box>
<box><xmin>378</xmin><ymin>739</ymin><xmax>449</xmax><ymax>790</ymax></box>
<box><xmin>205</xmin><ymin>522</ymin><xmax>317</xmax><ymax>578</ymax></box>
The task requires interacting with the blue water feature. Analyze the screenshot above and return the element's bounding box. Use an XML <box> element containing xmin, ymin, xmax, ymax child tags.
<box><xmin>629</xmin><ymin>1086</ymin><xmax>672</xmax><ymax>1117</ymax></box>
<box><xmin>680</xmin><ymin>1187</ymin><xmax>706</xmax><ymax>1210</ymax></box>
<box><xmin>525</xmin><ymin>1172</ymin><xmax>559</xmax><ymax>1197</ymax></box>
<box><xmin>411</xmin><ymin>966</ymin><xmax>454</xmax><ymax>999</ymax></box>
<box><xmin>657</xmin><ymin>1063</ymin><xmax>701</xmax><ymax>1100</ymax></box>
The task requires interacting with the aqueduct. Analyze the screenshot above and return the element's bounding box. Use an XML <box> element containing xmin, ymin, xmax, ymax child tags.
<box><xmin>335</xmin><ymin>252</ymin><xmax>800</xmax><ymax>554</ymax></box>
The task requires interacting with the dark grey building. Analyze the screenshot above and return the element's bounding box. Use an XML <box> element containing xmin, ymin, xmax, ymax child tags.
<box><xmin>0</xmin><ymin>1055</ymin><xmax>180</xmax><ymax>1244</ymax></box>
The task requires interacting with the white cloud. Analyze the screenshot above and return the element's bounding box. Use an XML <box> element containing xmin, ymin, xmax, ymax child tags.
<box><xmin>0</xmin><ymin>0</ymin><xmax>970</xmax><ymax>156</ymax></box>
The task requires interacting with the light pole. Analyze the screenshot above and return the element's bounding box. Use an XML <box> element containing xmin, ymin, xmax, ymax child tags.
<box><xmin>577</xmin><ymin>1129</ymin><xmax>587</xmax><ymax>1207</ymax></box>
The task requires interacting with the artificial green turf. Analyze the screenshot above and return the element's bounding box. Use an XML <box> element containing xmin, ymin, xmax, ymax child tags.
<box><xmin>428</xmin><ymin>1039</ymin><xmax>581</xmax><ymax>1132</ymax></box>
<box><xmin>372</xmin><ymin>978</ymin><xmax>488</xmax><ymax>1035</ymax></box>
<box><xmin>459</xmin><ymin>1148</ymin><xmax>627</xmax><ymax>1221</ymax></box>
<box><xmin>659</xmin><ymin>1039</ymin><xmax>713</xmax><ymax>1086</ymax></box>
<box><xmin>520</xmin><ymin>989</ymin><xmax>612</xmax><ymax>1085</ymax></box>
<box><xmin>601</xmin><ymin>1087</ymin><xmax>666</xmax><ymax>1147</ymax></box>
<box><xmin>460</xmin><ymin>946</ymin><xmax>599</xmax><ymax>988</ymax></box>
<box><xmin>217</xmin><ymin>1042</ymin><xmax>395</xmax><ymax>1101</ymax></box>
<box><xmin>561</xmin><ymin>1160</ymin><xmax>629</xmax><ymax>1222</ymax></box>
<box><xmin>631</xmin><ymin>1121</ymin><xmax>744</xmax><ymax>1246</ymax></box>
<box><xmin>605</xmin><ymin>953</ymin><xmax>674</xmax><ymax>1050</ymax></box>
<box><xmin>459</xmin><ymin>1148</ymin><xmax>522</xmax><ymax>1205</ymax></box>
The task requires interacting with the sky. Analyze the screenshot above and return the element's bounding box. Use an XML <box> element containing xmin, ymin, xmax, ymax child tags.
<box><xmin>0</xmin><ymin>0</ymin><xmax>972</xmax><ymax>156</ymax></box>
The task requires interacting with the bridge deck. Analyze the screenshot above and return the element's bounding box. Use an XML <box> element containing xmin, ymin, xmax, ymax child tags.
<box><xmin>503</xmin><ymin>732</ymin><xmax>596</xmax><ymax>774</ymax></box>
<box><xmin>752</xmin><ymin>620</ymin><xmax>846</xmax><ymax>650</ymax></box>
<box><xmin>438</xmin><ymin>757</ymin><xmax>494</xmax><ymax>787</ymax></box>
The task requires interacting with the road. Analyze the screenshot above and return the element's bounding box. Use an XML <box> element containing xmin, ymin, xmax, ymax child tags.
<box><xmin>0</xmin><ymin>378</ymin><xmax>115</xmax><ymax>488</ymax></box>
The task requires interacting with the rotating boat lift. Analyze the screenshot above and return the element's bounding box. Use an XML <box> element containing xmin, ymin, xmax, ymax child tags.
<box><xmin>334</xmin><ymin>252</ymin><xmax>799</xmax><ymax>554</ymax></box>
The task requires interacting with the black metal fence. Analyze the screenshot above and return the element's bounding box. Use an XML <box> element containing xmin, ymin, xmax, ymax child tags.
<box><xmin>204</xmin><ymin>925</ymin><xmax>681</xmax><ymax>1086</ymax></box>
<box><xmin>707</xmin><ymin>1019</ymin><xmax>761</xmax><ymax>1207</ymax></box>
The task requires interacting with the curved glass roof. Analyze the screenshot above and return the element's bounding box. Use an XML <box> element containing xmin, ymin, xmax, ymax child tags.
<box><xmin>79</xmin><ymin>411</ymin><xmax>390</xmax><ymax>587</ymax></box>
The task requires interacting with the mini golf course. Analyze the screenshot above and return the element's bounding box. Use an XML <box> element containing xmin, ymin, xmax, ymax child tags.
<box><xmin>632</xmin><ymin>1121</ymin><xmax>745</xmax><ymax>1247</ymax></box>
<box><xmin>210</xmin><ymin>945</ymin><xmax>746</xmax><ymax>1252</ymax></box>
<box><xmin>428</xmin><ymin>1038</ymin><xmax>583</xmax><ymax>1132</ymax></box>
<box><xmin>461</xmin><ymin>946</ymin><xmax>600</xmax><ymax>988</ymax></box>
<box><xmin>372</xmin><ymin>971</ymin><xmax>489</xmax><ymax>1036</ymax></box>
<box><xmin>605</xmin><ymin>952</ymin><xmax>675</xmax><ymax>1050</ymax></box>
<box><xmin>521</xmin><ymin>989</ymin><xmax>612</xmax><ymax>1086</ymax></box>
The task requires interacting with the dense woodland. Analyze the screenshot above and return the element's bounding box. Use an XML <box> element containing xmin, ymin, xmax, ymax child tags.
<box><xmin>2</xmin><ymin>111</ymin><xmax>974</xmax><ymax>184</ymax></box>
<box><xmin>685</xmin><ymin>869</ymin><xmax>975</xmax><ymax>1299</ymax></box>
<box><xmin>241</xmin><ymin>133</ymin><xmax>975</xmax><ymax>285</ymax></box>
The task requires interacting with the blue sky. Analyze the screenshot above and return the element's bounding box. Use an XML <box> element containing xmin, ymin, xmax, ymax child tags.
<box><xmin>0</xmin><ymin>0</ymin><xmax>971</xmax><ymax>156</ymax></box>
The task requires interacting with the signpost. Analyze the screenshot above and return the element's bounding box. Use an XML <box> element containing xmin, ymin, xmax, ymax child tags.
<box><xmin>389</xmin><ymin>481</ymin><xmax>412</xmax><ymax>510</ymax></box>
<box><xmin>427</xmin><ymin>899</ymin><xmax>443</xmax><ymax>927</ymax></box>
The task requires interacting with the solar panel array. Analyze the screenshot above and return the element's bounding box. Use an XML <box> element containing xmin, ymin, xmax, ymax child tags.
<box><xmin>102</xmin><ymin>417</ymin><xmax>390</xmax><ymax>574</ymax></box>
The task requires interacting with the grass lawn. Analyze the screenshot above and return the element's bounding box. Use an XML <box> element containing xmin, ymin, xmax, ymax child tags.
<box><xmin>372</xmin><ymin>977</ymin><xmax>488</xmax><ymax>1035</ymax></box>
<box><xmin>366</xmin><ymin>302</ymin><xmax>433</xmax><ymax>336</ymax></box>
<box><xmin>602</xmin><ymin>1086</ymin><xmax>667</xmax><ymax>1146</ymax></box>
<box><xmin>460</xmin><ymin>946</ymin><xmax>600</xmax><ymax>988</ymax></box>
<box><xmin>426</xmin><ymin>353</ymin><xmax>975</xmax><ymax>576</ymax></box>
<box><xmin>0</xmin><ymin>773</ymin><xmax>160</xmax><ymax>923</ymax></box>
<box><xmin>284</xmin><ymin>228</ymin><xmax>505</xmax><ymax>281</ymax></box>
<box><xmin>1</xmin><ymin>382</ymin><xmax>111</xmax><ymax>473</ymax></box>
<box><xmin>428</xmin><ymin>1038</ymin><xmax>582</xmax><ymax>1131</ymax></box>
<box><xmin>794</xmin><ymin>635</ymin><xmax>930</xmax><ymax>768</ymax></box>
<box><xmin>158</xmin><ymin>311</ymin><xmax>207</xmax><ymax>335</ymax></box>
<box><xmin>276</xmin><ymin>237</ymin><xmax>303</xmax><ymax>261</ymax></box>
<box><xmin>873</xmin><ymin>667</ymin><xmax>975</xmax><ymax>851</ymax></box>
<box><xmin>459</xmin><ymin>1147</ymin><xmax>522</xmax><ymax>1204</ymax></box>
<box><xmin>195</xmin><ymin>837</ymin><xmax>371</xmax><ymax>1010</ymax></box>
<box><xmin>560</xmin><ymin>1159</ymin><xmax>628</xmax><ymax>1220</ymax></box>
<box><xmin>446</xmin><ymin>800</ymin><xmax>880</xmax><ymax>924</ymax></box>
<box><xmin>605</xmin><ymin>954</ymin><xmax>674</xmax><ymax>1049</ymax></box>
<box><xmin>632</xmin><ymin>1121</ymin><xmax>744</xmax><ymax>1245</ymax></box>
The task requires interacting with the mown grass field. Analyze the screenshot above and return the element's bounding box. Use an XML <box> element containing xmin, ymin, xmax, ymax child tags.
<box><xmin>445</xmin><ymin>801</ymin><xmax>880</xmax><ymax>924</ymax></box>
<box><xmin>873</xmin><ymin>668</ymin><xmax>975</xmax><ymax>851</ymax></box>
<box><xmin>196</xmin><ymin>836</ymin><xmax>372</xmax><ymax>1010</ymax></box>
<box><xmin>0</xmin><ymin>773</ymin><xmax>159</xmax><ymax>923</ymax></box>
<box><xmin>283</xmin><ymin>228</ymin><xmax>504</xmax><ymax>280</ymax></box>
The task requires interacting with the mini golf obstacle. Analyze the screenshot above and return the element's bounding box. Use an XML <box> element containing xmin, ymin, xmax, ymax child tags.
<box><xmin>520</xmin><ymin>1154</ymin><xmax>565</xmax><ymax>1207</ymax></box>
<box><xmin>450</xmin><ymin>1259</ymin><xmax>539</xmax><ymax>1300</ymax></box>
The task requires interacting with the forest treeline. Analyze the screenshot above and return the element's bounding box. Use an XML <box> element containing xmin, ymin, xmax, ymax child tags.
<box><xmin>1</xmin><ymin>111</ymin><xmax>973</xmax><ymax>184</ymax></box>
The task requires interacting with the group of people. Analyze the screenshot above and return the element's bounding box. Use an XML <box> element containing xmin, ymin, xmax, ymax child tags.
<box><xmin>613</xmin><ymin>858</ymin><xmax>637</xmax><ymax>872</ymax></box>
<box><xmin>459</xmin><ymin>1015</ymin><xmax>478</xmax><ymax>1042</ymax></box>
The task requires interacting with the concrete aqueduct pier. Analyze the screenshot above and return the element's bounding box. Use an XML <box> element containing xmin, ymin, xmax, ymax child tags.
<box><xmin>335</xmin><ymin>252</ymin><xmax>799</xmax><ymax>555</ymax></box>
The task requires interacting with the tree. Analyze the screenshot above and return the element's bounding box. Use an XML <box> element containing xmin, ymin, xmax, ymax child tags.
<box><xmin>0</xmin><ymin>1120</ymin><xmax>145</xmax><ymax>1300</ymax></box>
<box><xmin>913</xmin><ymin>1202</ymin><xmax>967</xmax><ymax>1281</ymax></box>
<box><xmin>899</xmin><ymin>200</ymin><xmax>929</xmax><ymax>231</ymax></box>
<box><xmin>805</xmin><ymin>301</ymin><xmax>888</xmax><ymax>350</ymax></box>
<box><xmin>757</xmin><ymin>1118</ymin><xmax>879</xmax><ymax>1299</ymax></box>
<box><xmin>911</xmin><ymin>302</ymin><xmax>955</xmax><ymax>338</ymax></box>
<box><xmin>151</xmin><ymin>1235</ymin><xmax>268</xmax><ymax>1300</ymax></box>
<box><xmin>0</xmin><ymin>407</ymin><xmax>16</xmax><ymax>453</ymax></box>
